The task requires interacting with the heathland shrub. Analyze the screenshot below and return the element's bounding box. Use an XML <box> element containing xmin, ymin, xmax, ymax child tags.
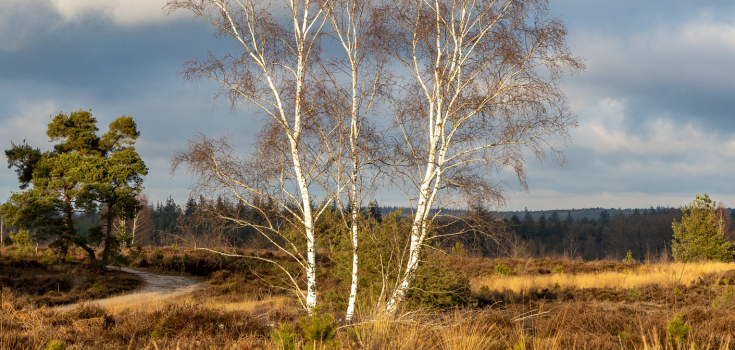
<box><xmin>627</xmin><ymin>286</ymin><xmax>643</xmax><ymax>300</ymax></box>
<box><xmin>667</xmin><ymin>313</ymin><xmax>689</xmax><ymax>348</ymax></box>
<box><xmin>622</xmin><ymin>250</ymin><xmax>636</xmax><ymax>264</ymax></box>
<box><xmin>711</xmin><ymin>286</ymin><xmax>734</xmax><ymax>309</ymax></box>
<box><xmin>494</xmin><ymin>263</ymin><xmax>511</xmax><ymax>277</ymax></box>
<box><xmin>9</xmin><ymin>228</ymin><xmax>33</xmax><ymax>255</ymax></box>
<box><xmin>671</xmin><ymin>194</ymin><xmax>734</xmax><ymax>262</ymax></box>
<box><xmin>300</xmin><ymin>312</ymin><xmax>339</xmax><ymax>350</ymax></box>
<box><xmin>330</xmin><ymin>209</ymin><xmax>475</xmax><ymax>311</ymax></box>
<box><xmin>43</xmin><ymin>340</ymin><xmax>66</xmax><ymax>350</ymax></box>
<box><xmin>270</xmin><ymin>323</ymin><xmax>296</xmax><ymax>350</ymax></box>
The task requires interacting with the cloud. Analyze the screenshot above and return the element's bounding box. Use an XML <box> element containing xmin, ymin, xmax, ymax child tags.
<box><xmin>566</xmin><ymin>14</ymin><xmax>735</xmax><ymax>133</ymax></box>
<box><xmin>0</xmin><ymin>0</ymin><xmax>187</xmax><ymax>52</ymax></box>
<box><xmin>498</xmin><ymin>95</ymin><xmax>735</xmax><ymax>210</ymax></box>
<box><xmin>0</xmin><ymin>100</ymin><xmax>60</xmax><ymax>148</ymax></box>
<box><xmin>47</xmin><ymin>0</ymin><xmax>173</xmax><ymax>25</ymax></box>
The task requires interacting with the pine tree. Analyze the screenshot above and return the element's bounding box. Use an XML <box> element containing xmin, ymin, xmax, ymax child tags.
<box><xmin>0</xmin><ymin>110</ymin><xmax>146</xmax><ymax>268</ymax></box>
<box><xmin>671</xmin><ymin>194</ymin><xmax>734</xmax><ymax>262</ymax></box>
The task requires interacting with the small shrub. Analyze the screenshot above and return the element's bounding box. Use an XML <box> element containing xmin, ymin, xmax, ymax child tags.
<box><xmin>300</xmin><ymin>312</ymin><xmax>339</xmax><ymax>350</ymax></box>
<box><xmin>39</xmin><ymin>251</ymin><xmax>55</xmax><ymax>264</ymax></box>
<box><xmin>552</xmin><ymin>264</ymin><xmax>563</xmax><ymax>274</ymax></box>
<box><xmin>553</xmin><ymin>281</ymin><xmax>561</xmax><ymax>290</ymax></box>
<box><xmin>90</xmin><ymin>281</ymin><xmax>104</xmax><ymax>296</ymax></box>
<box><xmin>667</xmin><ymin>313</ymin><xmax>689</xmax><ymax>348</ymax></box>
<box><xmin>494</xmin><ymin>264</ymin><xmax>511</xmax><ymax>277</ymax></box>
<box><xmin>622</xmin><ymin>250</ymin><xmax>636</xmax><ymax>264</ymax></box>
<box><xmin>621</xmin><ymin>269</ymin><xmax>631</xmax><ymax>275</ymax></box>
<box><xmin>617</xmin><ymin>323</ymin><xmax>632</xmax><ymax>340</ymax></box>
<box><xmin>712</xmin><ymin>286</ymin><xmax>734</xmax><ymax>309</ymax></box>
<box><xmin>151</xmin><ymin>325</ymin><xmax>164</xmax><ymax>340</ymax></box>
<box><xmin>451</xmin><ymin>242</ymin><xmax>467</xmax><ymax>257</ymax></box>
<box><xmin>270</xmin><ymin>322</ymin><xmax>296</xmax><ymax>350</ymax></box>
<box><xmin>65</xmin><ymin>255</ymin><xmax>77</xmax><ymax>263</ymax></box>
<box><xmin>10</xmin><ymin>229</ymin><xmax>33</xmax><ymax>255</ymax></box>
<box><xmin>480</xmin><ymin>285</ymin><xmax>490</xmax><ymax>294</ymax></box>
<box><xmin>43</xmin><ymin>340</ymin><xmax>66</xmax><ymax>350</ymax></box>
<box><xmin>628</xmin><ymin>286</ymin><xmax>643</xmax><ymax>300</ymax></box>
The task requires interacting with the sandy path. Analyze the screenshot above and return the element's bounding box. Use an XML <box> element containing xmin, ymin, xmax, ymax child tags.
<box><xmin>58</xmin><ymin>267</ymin><xmax>204</xmax><ymax>312</ymax></box>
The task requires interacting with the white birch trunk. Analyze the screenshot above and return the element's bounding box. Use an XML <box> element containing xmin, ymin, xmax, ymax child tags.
<box><xmin>345</xmin><ymin>70</ymin><xmax>360</xmax><ymax>322</ymax></box>
<box><xmin>345</xmin><ymin>201</ymin><xmax>359</xmax><ymax>322</ymax></box>
<box><xmin>290</xmin><ymin>22</ymin><xmax>318</xmax><ymax>312</ymax></box>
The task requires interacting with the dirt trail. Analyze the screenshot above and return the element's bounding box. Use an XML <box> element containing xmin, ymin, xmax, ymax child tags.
<box><xmin>58</xmin><ymin>267</ymin><xmax>204</xmax><ymax>311</ymax></box>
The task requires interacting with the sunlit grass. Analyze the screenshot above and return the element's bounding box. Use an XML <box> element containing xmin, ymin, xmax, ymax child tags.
<box><xmin>471</xmin><ymin>262</ymin><xmax>735</xmax><ymax>294</ymax></box>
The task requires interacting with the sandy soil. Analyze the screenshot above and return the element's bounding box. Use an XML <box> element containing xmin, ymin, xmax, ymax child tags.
<box><xmin>57</xmin><ymin>267</ymin><xmax>204</xmax><ymax>311</ymax></box>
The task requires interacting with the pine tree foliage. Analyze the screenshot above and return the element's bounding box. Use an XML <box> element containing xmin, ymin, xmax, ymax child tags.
<box><xmin>671</xmin><ymin>194</ymin><xmax>734</xmax><ymax>263</ymax></box>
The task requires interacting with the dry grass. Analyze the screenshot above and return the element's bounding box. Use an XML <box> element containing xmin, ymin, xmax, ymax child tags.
<box><xmin>471</xmin><ymin>262</ymin><xmax>735</xmax><ymax>294</ymax></box>
<box><xmin>4</xmin><ymin>248</ymin><xmax>735</xmax><ymax>349</ymax></box>
<box><xmin>345</xmin><ymin>311</ymin><xmax>502</xmax><ymax>350</ymax></box>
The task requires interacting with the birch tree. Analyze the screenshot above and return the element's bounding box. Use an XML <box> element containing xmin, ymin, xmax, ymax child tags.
<box><xmin>165</xmin><ymin>0</ymin><xmax>332</xmax><ymax>313</ymax></box>
<box><xmin>317</xmin><ymin>0</ymin><xmax>385</xmax><ymax>323</ymax></box>
<box><xmin>377</xmin><ymin>0</ymin><xmax>584</xmax><ymax>316</ymax></box>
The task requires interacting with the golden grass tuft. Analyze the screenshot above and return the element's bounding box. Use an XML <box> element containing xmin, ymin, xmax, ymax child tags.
<box><xmin>471</xmin><ymin>262</ymin><xmax>735</xmax><ymax>294</ymax></box>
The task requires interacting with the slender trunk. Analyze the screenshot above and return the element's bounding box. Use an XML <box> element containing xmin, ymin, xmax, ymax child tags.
<box><xmin>345</xmin><ymin>57</ymin><xmax>360</xmax><ymax>323</ymax></box>
<box><xmin>345</xmin><ymin>182</ymin><xmax>359</xmax><ymax>322</ymax></box>
<box><xmin>1</xmin><ymin>217</ymin><xmax>4</xmax><ymax>250</ymax></box>
<box><xmin>102</xmin><ymin>205</ymin><xmax>113</xmax><ymax>267</ymax></box>
<box><xmin>131</xmin><ymin>214</ymin><xmax>138</xmax><ymax>245</ymax></box>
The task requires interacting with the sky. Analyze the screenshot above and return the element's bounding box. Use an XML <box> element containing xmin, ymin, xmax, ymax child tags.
<box><xmin>1</xmin><ymin>0</ymin><xmax>734</xmax><ymax>211</ymax></box>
